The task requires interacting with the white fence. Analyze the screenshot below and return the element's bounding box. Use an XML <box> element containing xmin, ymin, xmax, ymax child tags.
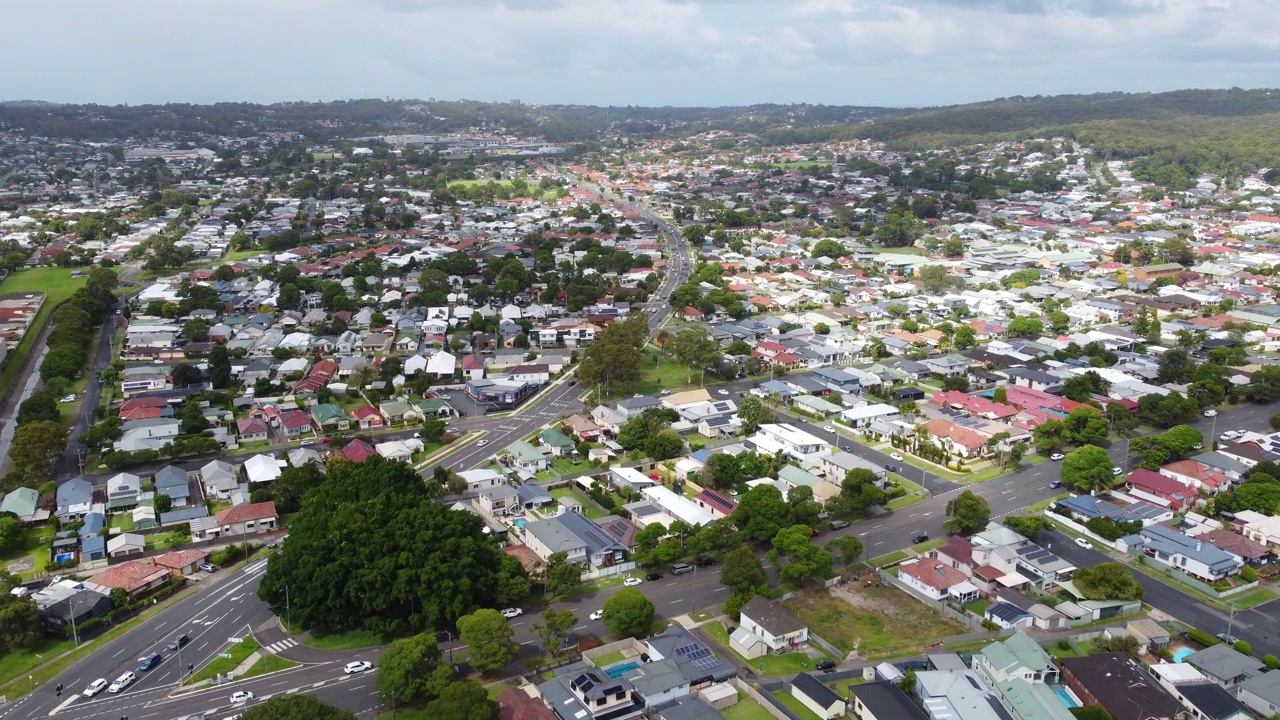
<box><xmin>583</xmin><ymin>561</ymin><xmax>637</xmax><ymax>580</ymax></box>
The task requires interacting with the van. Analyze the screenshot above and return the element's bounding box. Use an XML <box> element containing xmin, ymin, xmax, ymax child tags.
<box><xmin>167</xmin><ymin>634</ymin><xmax>189</xmax><ymax>651</ymax></box>
<box><xmin>671</xmin><ymin>563</ymin><xmax>694</xmax><ymax>575</ymax></box>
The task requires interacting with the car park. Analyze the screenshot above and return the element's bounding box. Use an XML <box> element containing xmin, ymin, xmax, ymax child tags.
<box><xmin>344</xmin><ymin>661</ymin><xmax>373</xmax><ymax>674</ymax></box>
<box><xmin>167</xmin><ymin>634</ymin><xmax>190</xmax><ymax>651</ymax></box>
<box><xmin>622</xmin><ymin>577</ymin><xmax>643</xmax><ymax>586</ymax></box>
<box><xmin>138</xmin><ymin>653</ymin><xmax>162</xmax><ymax>671</ymax></box>
<box><xmin>83</xmin><ymin>678</ymin><xmax>108</xmax><ymax>697</ymax></box>
<box><xmin>645</xmin><ymin>572</ymin><xmax>663</xmax><ymax>581</ymax></box>
<box><xmin>1075</xmin><ymin>537</ymin><xmax>1091</xmax><ymax>548</ymax></box>
<box><xmin>1050</xmin><ymin>453</ymin><xmax>1064</xmax><ymax>461</ymax></box>
<box><xmin>500</xmin><ymin>607</ymin><xmax>523</xmax><ymax>618</ymax></box>
<box><xmin>230</xmin><ymin>691</ymin><xmax>255</xmax><ymax>705</ymax></box>
<box><xmin>108</xmin><ymin>672</ymin><xmax>136</xmax><ymax>693</ymax></box>
<box><xmin>829</xmin><ymin>520</ymin><xmax>850</xmax><ymax>530</ymax></box>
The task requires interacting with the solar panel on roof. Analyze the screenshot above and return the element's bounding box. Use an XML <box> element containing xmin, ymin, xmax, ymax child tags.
<box><xmin>675</xmin><ymin>643</ymin><xmax>698</xmax><ymax>656</ymax></box>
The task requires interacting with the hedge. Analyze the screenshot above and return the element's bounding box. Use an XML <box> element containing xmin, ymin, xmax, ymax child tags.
<box><xmin>1186</xmin><ymin>629</ymin><xmax>1219</xmax><ymax>648</ymax></box>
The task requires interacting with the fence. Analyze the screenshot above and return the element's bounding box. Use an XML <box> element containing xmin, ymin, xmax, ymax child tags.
<box><xmin>731</xmin><ymin>677</ymin><xmax>792</xmax><ymax>720</ymax></box>
<box><xmin>582</xmin><ymin>561</ymin><xmax>637</xmax><ymax>581</ymax></box>
<box><xmin>757</xmin><ymin>680</ymin><xmax>805</xmax><ymax>720</ymax></box>
<box><xmin>877</xmin><ymin>569</ymin><xmax>985</xmax><ymax>631</ymax></box>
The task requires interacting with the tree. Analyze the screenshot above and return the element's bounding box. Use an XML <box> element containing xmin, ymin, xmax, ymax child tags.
<box><xmin>1157</xmin><ymin>348</ymin><xmax>1193</xmax><ymax>384</ymax></box>
<box><xmin>647</xmin><ymin>429</ymin><xmax>684</xmax><ymax>460</ymax></box>
<box><xmin>40</xmin><ymin>344</ymin><xmax>85</xmax><ymax>382</ymax></box>
<box><xmin>992</xmin><ymin>386</ymin><xmax>1007</xmax><ymax>404</ymax></box>
<box><xmin>788</xmin><ymin>486</ymin><xmax>823</xmax><ymax>528</ymax></box>
<box><xmin>941</xmin><ymin>236</ymin><xmax>966</xmax><ymax>258</ymax></box>
<box><xmin>1061</xmin><ymin>406</ymin><xmax>1110</xmax><ymax>447</ymax></box>
<box><xmin>737</xmin><ymin>394</ymin><xmax>764</xmax><ymax>435</ymax></box>
<box><xmin>8</xmin><ymin>421</ymin><xmax>65</xmax><ymax>483</ymax></box>
<box><xmin>257</xmin><ymin>457</ymin><xmax>500</xmax><ymax>637</ymax></box>
<box><xmin>1060</xmin><ymin>445</ymin><xmax>1118</xmax><ymax>493</ymax></box>
<box><xmin>1004</xmin><ymin>515</ymin><xmax>1052</xmax><ymax>540</ymax></box>
<box><xmin>495</xmin><ymin>553</ymin><xmax>531</xmax><ymax>605</ymax></box>
<box><xmin>1062</xmin><ymin>372</ymin><xmax>1110</xmax><ymax>403</ymax></box>
<box><xmin>1071</xmin><ymin>562</ymin><xmax>1143</xmax><ymax>600</ymax></box>
<box><xmin>953</xmin><ymin>325</ymin><xmax>977</xmax><ymax>350</ymax></box>
<box><xmin>457</xmin><ymin>609</ymin><xmax>518</xmax><ymax>673</ymax></box>
<box><xmin>17</xmin><ymin>391</ymin><xmax>59</xmax><ymax>426</ymax></box>
<box><xmin>1106</xmin><ymin>402</ymin><xmax>1138</xmax><ymax>433</ymax></box>
<box><xmin>424</xmin><ymin>681</ymin><xmax>499</xmax><ymax>720</ymax></box>
<box><xmin>183</xmin><ymin>318</ymin><xmax>210</xmax><ymax>342</ymax></box>
<box><xmin>668</xmin><ymin>327</ymin><xmax>722</xmax><ymax>384</ymax></box>
<box><xmin>874</xmin><ymin>211</ymin><xmax>924</xmax><ymax>248</ymax></box>
<box><xmin>1136</xmin><ymin>392</ymin><xmax>1199</xmax><ymax>429</ymax></box>
<box><xmin>545</xmin><ymin>551</ymin><xmax>582</xmax><ymax>597</ymax></box>
<box><xmin>532</xmin><ymin>608</ymin><xmax>577</xmax><ymax>655</ymax></box>
<box><xmin>733</xmin><ymin>484</ymin><xmax>792</xmax><ymax>543</ymax></box>
<box><xmin>720</xmin><ymin>546</ymin><xmax>767</xmax><ymax>592</ymax></box>
<box><xmin>154</xmin><ymin>493</ymin><xmax>173</xmax><ymax>514</ymax></box>
<box><xmin>241</xmin><ymin>695</ymin><xmax>355</xmax><ymax>720</ymax></box>
<box><xmin>0</xmin><ymin>572</ymin><xmax>40</xmax><ymax>654</ymax></box>
<box><xmin>602</xmin><ymin>588</ymin><xmax>656</xmax><ymax>638</ymax></box>
<box><xmin>828</xmin><ymin>468</ymin><xmax>887</xmax><ymax>517</ymax></box>
<box><xmin>577</xmin><ymin>314</ymin><xmax>648</xmax><ymax>389</ymax></box>
<box><xmin>944</xmin><ymin>491</ymin><xmax>991</xmax><ymax>535</ymax></box>
<box><xmin>768</xmin><ymin>525</ymin><xmax>833</xmax><ymax>585</ymax></box>
<box><xmin>209</xmin><ymin>343</ymin><xmax>232</xmax><ymax>389</ymax></box>
<box><xmin>376</xmin><ymin>633</ymin><xmax>454</xmax><ymax>704</ymax></box>
<box><xmin>810</xmin><ymin>239</ymin><xmax>845</xmax><ymax>259</ymax></box>
<box><xmin>827</xmin><ymin>535</ymin><xmax>864</xmax><ymax>566</ymax></box>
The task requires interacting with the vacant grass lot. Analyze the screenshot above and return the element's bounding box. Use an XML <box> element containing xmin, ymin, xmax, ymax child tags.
<box><xmin>0</xmin><ymin>267</ymin><xmax>88</xmax><ymax>400</ymax></box>
<box><xmin>783</xmin><ymin>586</ymin><xmax>965</xmax><ymax>657</ymax></box>
<box><xmin>597</xmin><ymin>353</ymin><xmax>699</xmax><ymax>400</ymax></box>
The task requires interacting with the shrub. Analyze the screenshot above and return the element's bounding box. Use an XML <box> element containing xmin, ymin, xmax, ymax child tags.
<box><xmin>1263</xmin><ymin>654</ymin><xmax>1280</xmax><ymax>670</ymax></box>
<box><xmin>1239</xmin><ymin>565</ymin><xmax>1258</xmax><ymax>582</ymax></box>
<box><xmin>1235</xmin><ymin>640</ymin><xmax>1252</xmax><ymax>656</ymax></box>
<box><xmin>1186</xmin><ymin>629</ymin><xmax>1219</xmax><ymax>648</ymax></box>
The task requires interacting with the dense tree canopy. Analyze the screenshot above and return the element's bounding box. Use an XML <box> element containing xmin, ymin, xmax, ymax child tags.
<box><xmin>258</xmin><ymin>457</ymin><xmax>501</xmax><ymax>637</ymax></box>
<box><xmin>241</xmin><ymin>695</ymin><xmax>355</xmax><ymax>720</ymax></box>
<box><xmin>1072</xmin><ymin>562</ymin><xmax>1143</xmax><ymax>601</ymax></box>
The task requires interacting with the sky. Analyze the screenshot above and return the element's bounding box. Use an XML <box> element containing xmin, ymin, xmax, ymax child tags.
<box><xmin>7</xmin><ymin>0</ymin><xmax>1280</xmax><ymax>108</ymax></box>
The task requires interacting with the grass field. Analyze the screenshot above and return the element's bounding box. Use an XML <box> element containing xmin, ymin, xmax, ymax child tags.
<box><xmin>304</xmin><ymin>628</ymin><xmax>385</xmax><ymax>651</ymax></box>
<box><xmin>0</xmin><ymin>267</ymin><xmax>88</xmax><ymax>401</ymax></box>
<box><xmin>722</xmin><ymin>693</ymin><xmax>779</xmax><ymax>720</ymax></box>
<box><xmin>0</xmin><ymin>637</ymin><xmax>75</xmax><ymax>688</ymax></box>
<box><xmin>867</xmin><ymin>550</ymin><xmax>908</xmax><ymax>567</ymax></box>
<box><xmin>783</xmin><ymin>586</ymin><xmax>965</xmax><ymax>657</ymax></box>
<box><xmin>241</xmin><ymin>653</ymin><xmax>300</xmax><ymax>679</ymax></box>
<box><xmin>594</xmin><ymin>353</ymin><xmax>699</xmax><ymax>401</ymax></box>
<box><xmin>188</xmin><ymin>637</ymin><xmax>260</xmax><ymax>683</ymax></box>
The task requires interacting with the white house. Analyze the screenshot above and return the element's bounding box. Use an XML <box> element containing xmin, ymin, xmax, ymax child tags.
<box><xmin>748</xmin><ymin>423</ymin><xmax>825</xmax><ymax>460</ymax></box>
<box><xmin>736</xmin><ymin>596</ymin><xmax>809</xmax><ymax>653</ymax></box>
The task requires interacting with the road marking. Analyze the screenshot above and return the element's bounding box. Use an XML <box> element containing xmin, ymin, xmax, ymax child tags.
<box><xmin>573</xmin><ymin>625</ymin><xmax>586</xmax><ymax>631</ymax></box>
<box><xmin>669</xmin><ymin>599</ymin><xmax>683</xmax><ymax>604</ymax></box>
<box><xmin>521</xmin><ymin>640</ymin><xmax>536</xmax><ymax>645</ymax></box>
<box><xmin>265</xmin><ymin>639</ymin><xmax>298</xmax><ymax>653</ymax></box>
<box><xmin>715</xmin><ymin>586</ymin><xmax>728</xmax><ymax>592</ymax></box>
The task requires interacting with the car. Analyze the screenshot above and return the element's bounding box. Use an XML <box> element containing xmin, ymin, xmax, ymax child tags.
<box><xmin>816</xmin><ymin>660</ymin><xmax>837</xmax><ymax>673</ymax></box>
<box><xmin>138</xmin><ymin>653</ymin><xmax>162</xmax><ymax>671</ymax></box>
<box><xmin>695</xmin><ymin>556</ymin><xmax>716</xmax><ymax>567</ymax></box>
<box><xmin>829</xmin><ymin>520</ymin><xmax>850</xmax><ymax>530</ymax></box>
<box><xmin>167</xmin><ymin>634</ymin><xmax>190</xmax><ymax>651</ymax></box>
<box><xmin>568</xmin><ymin>380</ymin><xmax>577</xmax><ymax>386</ymax></box>
<box><xmin>810</xmin><ymin>527</ymin><xmax>822</xmax><ymax>537</ymax></box>
<box><xmin>823</xmin><ymin>425</ymin><xmax>835</xmax><ymax>433</ymax></box>
<box><xmin>1220</xmin><ymin>431</ymin><xmax>1239</xmax><ymax>441</ymax></box>
<box><xmin>883</xmin><ymin>463</ymin><xmax>897</xmax><ymax>472</ymax></box>
<box><xmin>633</xmin><ymin>393</ymin><xmax>643</xmax><ymax>398</ymax></box>
<box><xmin>412</xmin><ymin>432</ymin><xmax>421</xmax><ymax>439</ymax></box>
<box><xmin>1193</xmin><ymin>443</ymin><xmax>1204</xmax><ymax>450</ymax></box>
<box><xmin>622</xmin><ymin>577</ymin><xmax>643</xmax><ymax>587</ymax></box>
<box><xmin>344</xmin><ymin>661</ymin><xmax>373</xmax><ymax>674</ymax></box>
<box><xmin>500</xmin><ymin>607</ymin><xmax>523</xmax><ymax>618</ymax></box>
<box><xmin>1049</xmin><ymin>480</ymin><xmax>1064</xmax><ymax>489</ymax></box>
<box><xmin>198</xmin><ymin>562</ymin><xmax>217</xmax><ymax>573</ymax></box>
<box><xmin>83</xmin><ymin>678</ymin><xmax>108</xmax><ymax>697</ymax></box>
<box><xmin>476</xmin><ymin>440</ymin><xmax>488</xmax><ymax>447</ymax></box>
<box><xmin>911</xmin><ymin>533</ymin><xmax>929</xmax><ymax>544</ymax></box>
<box><xmin>671</xmin><ymin>563</ymin><xmax>694</xmax><ymax>575</ymax></box>
<box><xmin>717</xmin><ymin>389</ymin><xmax>729</xmax><ymax>396</ymax></box>
<box><xmin>230</xmin><ymin>691</ymin><xmax>255</xmax><ymax>705</ymax></box>
<box><xmin>108</xmin><ymin>672</ymin><xmax>136</xmax><ymax>693</ymax></box>
<box><xmin>645</xmin><ymin>572</ymin><xmax>664</xmax><ymax>581</ymax></box>
<box><xmin>890</xmin><ymin>452</ymin><xmax>904</xmax><ymax>461</ymax></box>
<box><xmin>589</xmin><ymin>610</ymin><xmax>604</xmax><ymax>621</ymax></box>
<box><xmin>1204</xmin><ymin>409</ymin><xmax>1218</xmax><ymax>417</ymax></box>
<box><xmin>1075</xmin><ymin>537</ymin><xmax>1091</xmax><ymax>548</ymax></box>
<box><xmin>1216</xmin><ymin>632</ymin><xmax>1239</xmax><ymax>645</ymax></box>
<box><xmin>1112</xmin><ymin>466</ymin><xmax>1123</xmax><ymax>475</ymax></box>
<box><xmin>660</xmin><ymin>389</ymin><xmax>671</xmax><ymax>395</ymax></box>
<box><xmin>59</xmin><ymin>394</ymin><xmax>76</xmax><ymax>403</ymax></box>
<box><xmin>1050</xmin><ymin>453</ymin><xmax>1065</xmax><ymax>461</ymax></box>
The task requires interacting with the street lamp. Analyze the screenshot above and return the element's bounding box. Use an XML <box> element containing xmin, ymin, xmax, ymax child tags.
<box><xmin>436</xmin><ymin>630</ymin><xmax>455</xmax><ymax>664</ymax></box>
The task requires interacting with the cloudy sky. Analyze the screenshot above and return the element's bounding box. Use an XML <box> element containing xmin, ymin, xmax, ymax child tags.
<box><xmin>7</xmin><ymin>0</ymin><xmax>1280</xmax><ymax>108</ymax></box>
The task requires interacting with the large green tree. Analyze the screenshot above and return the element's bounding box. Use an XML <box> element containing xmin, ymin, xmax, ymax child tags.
<box><xmin>457</xmin><ymin>609</ymin><xmax>518</xmax><ymax>674</ymax></box>
<box><xmin>0</xmin><ymin>572</ymin><xmax>40</xmax><ymax>654</ymax></box>
<box><xmin>732</xmin><ymin>484</ymin><xmax>792</xmax><ymax>543</ymax></box>
<box><xmin>667</xmin><ymin>326</ymin><xmax>723</xmax><ymax>384</ymax></box>
<box><xmin>1072</xmin><ymin>562</ymin><xmax>1144</xmax><ymax>601</ymax></box>
<box><xmin>532</xmin><ymin>608</ymin><xmax>577</xmax><ymax>656</ymax></box>
<box><xmin>577</xmin><ymin>314</ymin><xmax>649</xmax><ymax>389</ymax></box>
<box><xmin>1060</xmin><ymin>445</ymin><xmax>1118</xmax><ymax>493</ymax></box>
<box><xmin>944</xmin><ymin>490</ymin><xmax>991</xmax><ymax>535</ymax></box>
<box><xmin>240</xmin><ymin>695</ymin><xmax>356</xmax><ymax>720</ymax></box>
<box><xmin>376</xmin><ymin>633</ymin><xmax>454</xmax><ymax>704</ymax></box>
<box><xmin>720</xmin><ymin>546</ymin><xmax>767</xmax><ymax>592</ymax></box>
<box><xmin>768</xmin><ymin>525</ymin><xmax>833</xmax><ymax>585</ymax></box>
<box><xmin>602</xmin><ymin>588</ymin><xmax>656</xmax><ymax>638</ymax></box>
<box><xmin>424</xmin><ymin>681</ymin><xmax>499</xmax><ymax>720</ymax></box>
<box><xmin>257</xmin><ymin>457</ymin><xmax>500</xmax><ymax>637</ymax></box>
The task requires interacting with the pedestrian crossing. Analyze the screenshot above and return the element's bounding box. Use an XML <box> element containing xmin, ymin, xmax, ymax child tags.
<box><xmin>264</xmin><ymin>638</ymin><xmax>298</xmax><ymax>653</ymax></box>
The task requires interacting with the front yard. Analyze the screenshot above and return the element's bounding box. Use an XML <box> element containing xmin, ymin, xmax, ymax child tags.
<box><xmin>549</xmin><ymin>487</ymin><xmax>607</xmax><ymax>519</ymax></box>
<box><xmin>782</xmin><ymin>585</ymin><xmax>966</xmax><ymax>658</ymax></box>
<box><xmin>702</xmin><ymin>621</ymin><xmax>826</xmax><ymax>675</ymax></box>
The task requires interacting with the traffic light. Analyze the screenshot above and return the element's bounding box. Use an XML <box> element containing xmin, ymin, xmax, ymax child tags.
<box><xmin>55</xmin><ymin>684</ymin><xmax>61</xmax><ymax>697</ymax></box>
<box><xmin>188</xmin><ymin>663</ymin><xmax>194</xmax><ymax>673</ymax></box>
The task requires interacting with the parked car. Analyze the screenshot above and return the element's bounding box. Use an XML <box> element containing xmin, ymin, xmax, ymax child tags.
<box><xmin>83</xmin><ymin>678</ymin><xmax>108</xmax><ymax>697</ymax></box>
<box><xmin>671</xmin><ymin>563</ymin><xmax>694</xmax><ymax>575</ymax></box>
<box><xmin>167</xmin><ymin>634</ymin><xmax>190</xmax><ymax>651</ymax></box>
<box><xmin>695</xmin><ymin>556</ymin><xmax>717</xmax><ymax>567</ymax></box>
<box><xmin>1204</xmin><ymin>409</ymin><xmax>1218</xmax><ymax>417</ymax></box>
<box><xmin>108</xmin><ymin>672</ymin><xmax>136</xmax><ymax>693</ymax></box>
<box><xmin>230</xmin><ymin>691</ymin><xmax>255</xmax><ymax>705</ymax></box>
<box><xmin>344</xmin><ymin>661</ymin><xmax>372</xmax><ymax>674</ymax></box>
<box><xmin>645</xmin><ymin>572</ymin><xmax>663</xmax><ymax>581</ymax></box>
<box><xmin>829</xmin><ymin>520</ymin><xmax>850</xmax><ymax>530</ymax></box>
<box><xmin>717</xmin><ymin>389</ymin><xmax>729</xmax><ymax>396</ymax></box>
<box><xmin>500</xmin><ymin>607</ymin><xmax>523</xmax><ymax>618</ymax></box>
<box><xmin>623</xmin><ymin>577</ymin><xmax>643</xmax><ymax>586</ymax></box>
<box><xmin>1049</xmin><ymin>453</ymin><xmax>1065</xmax><ymax>461</ymax></box>
<box><xmin>59</xmin><ymin>394</ymin><xmax>76</xmax><ymax>403</ymax></box>
<box><xmin>589</xmin><ymin>610</ymin><xmax>603</xmax><ymax>621</ymax></box>
<box><xmin>138</xmin><ymin>653</ymin><xmax>162</xmax><ymax>671</ymax></box>
<box><xmin>823</xmin><ymin>425</ymin><xmax>835</xmax><ymax>433</ymax></box>
<box><xmin>1074</xmin><ymin>537</ymin><xmax>1091</xmax><ymax>548</ymax></box>
<box><xmin>1049</xmin><ymin>481</ymin><xmax>1064</xmax><ymax>489</ymax></box>
<box><xmin>911</xmin><ymin>533</ymin><xmax>929</xmax><ymax>544</ymax></box>
<box><xmin>890</xmin><ymin>452</ymin><xmax>904</xmax><ymax>461</ymax></box>
<box><xmin>198</xmin><ymin>562</ymin><xmax>217</xmax><ymax>573</ymax></box>
<box><xmin>816</xmin><ymin>660</ymin><xmax>837</xmax><ymax>673</ymax></box>
<box><xmin>1216</xmin><ymin>632</ymin><xmax>1240</xmax><ymax>645</ymax></box>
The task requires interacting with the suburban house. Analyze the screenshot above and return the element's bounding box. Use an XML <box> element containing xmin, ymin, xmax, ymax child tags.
<box><xmin>1060</xmin><ymin>653</ymin><xmax>1183</xmax><ymax>720</ymax></box>
<box><xmin>503</xmin><ymin>439</ymin><xmax>549</xmax><ymax>472</ymax></box>
<box><xmin>200</xmin><ymin>459</ymin><xmax>240</xmax><ymax>499</ymax></box>
<box><xmin>898</xmin><ymin>558</ymin><xmax>979</xmax><ymax>603</ymax></box>
<box><xmin>850</xmin><ymin>681</ymin><xmax>930</xmax><ymax>720</ymax></box>
<box><xmin>235</xmin><ymin>417</ymin><xmax>269</xmax><ymax>442</ymax></box>
<box><xmin>973</xmin><ymin>633</ymin><xmax>1058</xmax><ymax>687</ymax></box>
<box><xmin>520</xmin><ymin>512</ymin><xmax>627</xmax><ymax>569</ymax></box>
<box><xmin>732</xmin><ymin>596</ymin><xmax>809</xmax><ymax>658</ymax></box>
<box><xmin>1122</xmin><ymin>524</ymin><xmax>1242</xmax><ymax>581</ymax></box>
<box><xmin>1185</xmin><ymin>644</ymin><xmax>1266</xmax><ymax>689</ymax></box>
<box><xmin>86</xmin><ymin>560</ymin><xmax>170</xmax><ymax>599</ymax></box>
<box><xmin>193</xmin><ymin>502</ymin><xmax>279</xmax><ymax>540</ymax></box>
<box><xmin>791</xmin><ymin>672</ymin><xmax>846</xmax><ymax>720</ymax></box>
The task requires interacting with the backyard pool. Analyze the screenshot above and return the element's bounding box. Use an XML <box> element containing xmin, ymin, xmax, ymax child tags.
<box><xmin>512</xmin><ymin>518</ymin><xmax>528</xmax><ymax>531</ymax></box>
<box><xmin>1174</xmin><ymin>647</ymin><xmax>1195</xmax><ymax>663</ymax></box>
<box><xmin>605</xmin><ymin>661</ymin><xmax>641</xmax><ymax>679</ymax></box>
<box><xmin>1053</xmin><ymin>688</ymin><xmax>1079</xmax><ymax>708</ymax></box>
<box><xmin>54</xmin><ymin>552</ymin><xmax>74</xmax><ymax>564</ymax></box>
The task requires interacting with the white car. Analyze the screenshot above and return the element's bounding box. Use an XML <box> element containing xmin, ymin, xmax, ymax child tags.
<box><xmin>229</xmin><ymin>691</ymin><xmax>255</xmax><ymax>705</ymax></box>
<box><xmin>622</xmin><ymin>577</ymin><xmax>642</xmax><ymax>587</ymax></box>
<box><xmin>716</xmin><ymin>389</ymin><xmax>729</xmax><ymax>396</ymax></box>
<box><xmin>1112</xmin><ymin>466</ymin><xmax>1123</xmax><ymax>476</ymax></box>
<box><xmin>59</xmin><ymin>394</ymin><xmax>76</xmax><ymax>403</ymax></box>
<box><xmin>589</xmin><ymin>610</ymin><xmax>604</xmax><ymax>621</ymax></box>
<box><xmin>1049</xmin><ymin>453</ymin><xmax>1065</xmax><ymax>461</ymax></box>
<box><xmin>1203</xmin><ymin>409</ymin><xmax>1217</xmax><ymax>417</ymax></box>
<box><xmin>500</xmin><ymin>607</ymin><xmax>524</xmax><ymax>618</ymax></box>
<box><xmin>1220</xmin><ymin>431</ymin><xmax>1238</xmax><ymax>441</ymax></box>
<box><xmin>889</xmin><ymin>452</ymin><xmax>904</xmax><ymax>461</ymax></box>
<box><xmin>476</xmin><ymin>439</ymin><xmax>488</xmax><ymax>447</ymax></box>
<box><xmin>823</xmin><ymin>425</ymin><xmax>835</xmax><ymax>433</ymax></box>
<box><xmin>1074</xmin><ymin>537</ymin><xmax>1092</xmax><ymax>548</ymax></box>
<box><xmin>108</xmin><ymin>671</ymin><xmax>136</xmax><ymax>693</ymax></box>
<box><xmin>344</xmin><ymin>661</ymin><xmax>373</xmax><ymax>674</ymax></box>
<box><xmin>83</xmin><ymin>678</ymin><xmax>108</xmax><ymax>697</ymax></box>
<box><xmin>633</xmin><ymin>393</ymin><xmax>643</xmax><ymax>398</ymax></box>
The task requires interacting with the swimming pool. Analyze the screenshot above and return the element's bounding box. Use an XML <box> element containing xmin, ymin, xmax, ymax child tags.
<box><xmin>512</xmin><ymin>518</ymin><xmax>528</xmax><ymax>531</ymax></box>
<box><xmin>605</xmin><ymin>661</ymin><xmax>640</xmax><ymax>679</ymax></box>
<box><xmin>1053</xmin><ymin>688</ymin><xmax>1079</xmax><ymax>708</ymax></box>
<box><xmin>1174</xmin><ymin>647</ymin><xmax>1195</xmax><ymax>663</ymax></box>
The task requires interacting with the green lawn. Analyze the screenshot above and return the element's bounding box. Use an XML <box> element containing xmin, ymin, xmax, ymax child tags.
<box><xmin>593</xmin><ymin>650</ymin><xmax>627</xmax><ymax>667</ymax></box>
<box><xmin>550</xmin><ymin>487</ymin><xmax>606</xmax><ymax>520</ymax></box>
<box><xmin>782</xmin><ymin>587</ymin><xmax>966</xmax><ymax>657</ymax></box>
<box><xmin>868</xmin><ymin>550</ymin><xmax>908</xmax><ymax>567</ymax></box>
<box><xmin>553</xmin><ymin>457</ymin><xmax>594</xmax><ymax>475</ymax></box>
<box><xmin>771</xmin><ymin>691</ymin><xmax>824</xmax><ymax>720</ymax></box>
<box><xmin>702</xmin><ymin>622</ymin><xmax>819</xmax><ymax>675</ymax></box>
<box><xmin>304</xmin><ymin>628</ymin><xmax>386</xmax><ymax>651</ymax></box>
<box><xmin>1026</xmin><ymin>494</ymin><xmax>1069</xmax><ymax>514</ymax></box>
<box><xmin>0</xmin><ymin>637</ymin><xmax>74</xmax><ymax>687</ymax></box>
<box><xmin>240</xmin><ymin>653</ymin><xmax>300</xmax><ymax>679</ymax></box>
<box><xmin>0</xmin><ymin>267</ymin><xmax>88</xmax><ymax>401</ymax></box>
<box><xmin>965</xmin><ymin>600</ymin><xmax>990</xmax><ymax>616</ymax></box>
<box><xmin>722</xmin><ymin>693</ymin><xmax>780</xmax><ymax>720</ymax></box>
<box><xmin>188</xmin><ymin>637</ymin><xmax>260</xmax><ymax>684</ymax></box>
<box><xmin>596</xmin><ymin>353</ymin><xmax>699</xmax><ymax>400</ymax></box>
<box><xmin>110</xmin><ymin>513</ymin><xmax>134</xmax><ymax>532</ymax></box>
<box><xmin>913</xmin><ymin>537</ymin><xmax>947</xmax><ymax>553</ymax></box>
<box><xmin>831</xmin><ymin>677</ymin><xmax>865</xmax><ymax>698</ymax></box>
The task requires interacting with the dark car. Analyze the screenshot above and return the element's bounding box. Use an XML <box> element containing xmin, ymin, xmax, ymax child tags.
<box><xmin>166</xmin><ymin>634</ymin><xmax>189</xmax><ymax>651</ymax></box>
<box><xmin>695</xmin><ymin>556</ymin><xmax>716</xmax><ymax>568</ymax></box>
<box><xmin>816</xmin><ymin>660</ymin><xmax>837</xmax><ymax>673</ymax></box>
<box><xmin>568</xmin><ymin>379</ymin><xmax>578</xmax><ymax>386</ymax></box>
<box><xmin>884</xmin><ymin>464</ymin><xmax>898</xmax><ymax>473</ymax></box>
<box><xmin>138</xmin><ymin>653</ymin><xmax>162</xmax><ymax>671</ymax></box>
<box><xmin>646</xmin><ymin>572</ymin><xmax>664</xmax><ymax>581</ymax></box>
<box><xmin>911</xmin><ymin>533</ymin><xmax>929</xmax><ymax>544</ymax></box>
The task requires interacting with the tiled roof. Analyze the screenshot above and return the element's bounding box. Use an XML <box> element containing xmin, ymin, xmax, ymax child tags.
<box><xmin>215</xmin><ymin>501</ymin><xmax>277</xmax><ymax>525</ymax></box>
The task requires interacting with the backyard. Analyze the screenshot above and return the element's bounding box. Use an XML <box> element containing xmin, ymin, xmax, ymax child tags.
<box><xmin>549</xmin><ymin>486</ymin><xmax>607</xmax><ymax>520</ymax></box>
<box><xmin>783</xmin><ymin>585</ymin><xmax>966</xmax><ymax>658</ymax></box>
<box><xmin>721</xmin><ymin>693</ymin><xmax>780</xmax><ymax>720</ymax></box>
